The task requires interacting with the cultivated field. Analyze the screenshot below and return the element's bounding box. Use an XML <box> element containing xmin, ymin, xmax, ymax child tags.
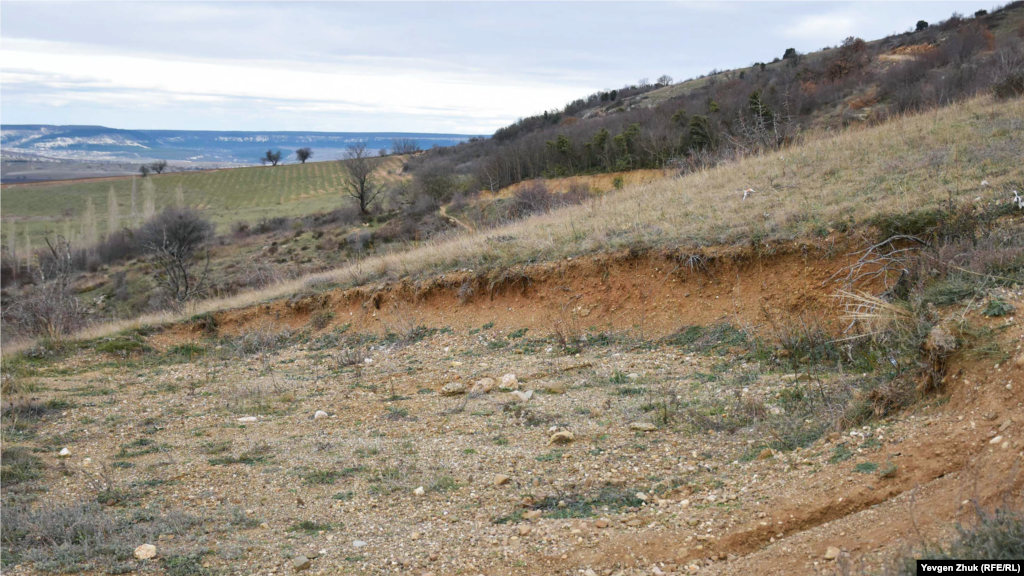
<box><xmin>1</xmin><ymin>156</ymin><xmax>409</xmax><ymax>245</ymax></box>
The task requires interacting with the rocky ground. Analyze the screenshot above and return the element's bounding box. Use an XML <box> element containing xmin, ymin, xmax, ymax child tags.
<box><xmin>3</xmin><ymin>288</ymin><xmax>1022</xmax><ymax>576</ymax></box>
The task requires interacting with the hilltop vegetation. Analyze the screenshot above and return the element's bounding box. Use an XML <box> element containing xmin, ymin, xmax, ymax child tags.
<box><xmin>405</xmin><ymin>4</ymin><xmax>1024</xmax><ymax>195</ymax></box>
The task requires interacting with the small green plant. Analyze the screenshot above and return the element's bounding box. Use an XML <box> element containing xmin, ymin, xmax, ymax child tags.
<box><xmin>983</xmin><ymin>299</ymin><xmax>1015</xmax><ymax>317</ymax></box>
<box><xmin>304</xmin><ymin>469</ymin><xmax>343</xmax><ymax>485</ymax></box>
<box><xmin>609</xmin><ymin>371</ymin><xmax>628</xmax><ymax>384</ymax></box>
<box><xmin>854</xmin><ymin>461</ymin><xmax>879</xmax><ymax>474</ymax></box>
<box><xmin>829</xmin><ymin>443</ymin><xmax>854</xmax><ymax>464</ymax></box>
<box><xmin>287</xmin><ymin>520</ymin><xmax>333</xmax><ymax>534</ymax></box>
<box><xmin>535</xmin><ymin>449</ymin><xmax>564</xmax><ymax>462</ymax></box>
<box><xmin>878</xmin><ymin>461</ymin><xmax>898</xmax><ymax>478</ymax></box>
<box><xmin>612</xmin><ymin>176</ymin><xmax>625</xmax><ymax>190</ymax></box>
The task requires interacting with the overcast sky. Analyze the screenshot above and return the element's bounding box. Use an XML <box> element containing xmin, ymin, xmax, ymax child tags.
<box><xmin>0</xmin><ymin>1</ymin><xmax>996</xmax><ymax>134</ymax></box>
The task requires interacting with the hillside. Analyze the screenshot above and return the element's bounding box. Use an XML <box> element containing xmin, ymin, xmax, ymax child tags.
<box><xmin>2</xmin><ymin>95</ymin><xmax>1022</xmax><ymax>576</ymax></box>
<box><xmin>406</xmin><ymin>3</ymin><xmax>1024</xmax><ymax>197</ymax></box>
<box><xmin>3</xmin><ymin>6</ymin><xmax>1024</xmax><ymax>575</ymax></box>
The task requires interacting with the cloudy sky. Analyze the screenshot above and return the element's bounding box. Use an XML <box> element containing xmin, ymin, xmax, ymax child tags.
<box><xmin>1</xmin><ymin>1</ymin><xmax>994</xmax><ymax>134</ymax></box>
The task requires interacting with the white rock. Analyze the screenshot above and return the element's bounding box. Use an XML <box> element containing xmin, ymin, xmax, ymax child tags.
<box><xmin>237</xmin><ymin>416</ymin><xmax>257</xmax><ymax>423</ymax></box>
<box><xmin>134</xmin><ymin>544</ymin><xmax>157</xmax><ymax>560</ymax></box>
<box><xmin>501</xmin><ymin>373</ymin><xmax>519</xmax><ymax>389</ymax></box>
<box><xmin>510</xmin><ymin>390</ymin><xmax>533</xmax><ymax>402</ymax></box>
<box><xmin>440</xmin><ymin>382</ymin><xmax>467</xmax><ymax>396</ymax></box>
<box><xmin>313</xmin><ymin>410</ymin><xmax>328</xmax><ymax>420</ymax></box>
<box><xmin>990</xmin><ymin>435</ymin><xmax>1004</xmax><ymax>445</ymax></box>
<box><xmin>471</xmin><ymin>377</ymin><xmax>497</xmax><ymax>394</ymax></box>
<box><xmin>414</xmin><ymin>486</ymin><xmax>426</xmax><ymax>497</ymax></box>
<box><xmin>58</xmin><ymin>447</ymin><xmax>71</xmax><ymax>457</ymax></box>
<box><xmin>352</xmin><ymin>540</ymin><xmax>368</xmax><ymax>549</ymax></box>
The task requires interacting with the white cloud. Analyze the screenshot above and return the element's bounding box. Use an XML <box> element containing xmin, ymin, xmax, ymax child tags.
<box><xmin>1</xmin><ymin>38</ymin><xmax>592</xmax><ymax>132</ymax></box>
<box><xmin>784</xmin><ymin>12</ymin><xmax>862</xmax><ymax>44</ymax></box>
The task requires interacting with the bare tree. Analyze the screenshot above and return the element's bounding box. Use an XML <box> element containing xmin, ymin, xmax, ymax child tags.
<box><xmin>151</xmin><ymin>160</ymin><xmax>168</xmax><ymax>174</ymax></box>
<box><xmin>139</xmin><ymin>164</ymin><xmax>151</xmax><ymax>177</ymax></box>
<box><xmin>295</xmin><ymin>147</ymin><xmax>313</xmax><ymax>164</ymax></box>
<box><xmin>390</xmin><ymin>138</ymin><xmax>421</xmax><ymax>155</ymax></box>
<box><xmin>140</xmin><ymin>208</ymin><xmax>215</xmax><ymax>303</ymax></box>
<box><xmin>261</xmin><ymin>149</ymin><xmax>283</xmax><ymax>166</ymax></box>
<box><xmin>4</xmin><ymin>235</ymin><xmax>85</xmax><ymax>342</ymax></box>
<box><xmin>342</xmin><ymin>142</ymin><xmax>384</xmax><ymax>215</ymax></box>
<box><xmin>657</xmin><ymin>74</ymin><xmax>673</xmax><ymax>86</ymax></box>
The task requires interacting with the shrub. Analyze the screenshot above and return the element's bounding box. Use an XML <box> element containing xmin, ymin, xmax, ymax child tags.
<box><xmin>880</xmin><ymin>505</ymin><xmax>1024</xmax><ymax>574</ymax></box>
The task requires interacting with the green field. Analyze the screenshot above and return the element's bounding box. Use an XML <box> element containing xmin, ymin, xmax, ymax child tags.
<box><xmin>1</xmin><ymin>155</ymin><xmax>408</xmax><ymax>247</ymax></box>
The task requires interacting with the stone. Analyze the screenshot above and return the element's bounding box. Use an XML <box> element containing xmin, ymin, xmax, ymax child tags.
<box><xmin>494</xmin><ymin>474</ymin><xmax>511</xmax><ymax>486</ymax></box>
<box><xmin>313</xmin><ymin>410</ymin><xmax>328</xmax><ymax>420</ymax></box>
<box><xmin>501</xmin><ymin>373</ymin><xmax>519</xmax><ymax>389</ymax></box>
<box><xmin>134</xmin><ymin>544</ymin><xmax>157</xmax><ymax>560</ymax></box>
<box><xmin>629</xmin><ymin>422</ymin><xmax>658</xmax><ymax>432</ymax></box>
<box><xmin>237</xmin><ymin>416</ymin><xmax>257</xmax><ymax>423</ymax></box>
<box><xmin>411</xmin><ymin>532</ymin><xmax>420</xmax><ymax>540</ymax></box>
<box><xmin>352</xmin><ymin>540</ymin><xmax>367</xmax><ymax>549</ymax></box>
<box><xmin>58</xmin><ymin>447</ymin><xmax>71</xmax><ymax>457</ymax></box>
<box><xmin>999</xmin><ymin>419</ymin><xmax>1012</xmax><ymax>432</ymax></box>
<box><xmin>542</xmin><ymin>382</ymin><xmax>566</xmax><ymax>394</ymax></box>
<box><xmin>440</xmin><ymin>382</ymin><xmax>467</xmax><ymax>396</ymax></box>
<box><xmin>291</xmin><ymin>556</ymin><xmax>311</xmax><ymax>571</ymax></box>
<box><xmin>757</xmin><ymin>448</ymin><xmax>774</xmax><ymax>460</ymax></box>
<box><xmin>824</xmin><ymin>546</ymin><xmax>841</xmax><ymax>560</ymax></box>
<box><xmin>924</xmin><ymin>326</ymin><xmax>956</xmax><ymax>353</ymax></box>
<box><xmin>471</xmin><ymin>378</ymin><xmax>497</xmax><ymax>394</ymax></box>
<box><xmin>548</xmin><ymin>431</ymin><xmax>574</xmax><ymax>445</ymax></box>
<box><xmin>524</xmin><ymin>510</ymin><xmax>542</xmax><ymax>520</ymax></box>
<box><xmin>990</xmin><ymin>435</ymin><xmax>1004</xmax><ymax>445</ymax></box>
<box><xmin>518</xmin><ymin>525</ymin><xmax>532</xmax><ymax>536</ymax></box>
<box><xmin>510</xmin><ymin>390</ymin><xmax>533</xmax><ymax>402</ymax></box>
<box><xmin>414</xmin><ymin>486</ymin><xmax>426</xmax><ymax>496</ymax></box>
<box><xmin>594</xmin><ymin>519</ymin><xmax>610</xmax><ymax>528</ymax></box>
<box><xmin>625</xmin><ymin>519</ymin><xmax>642</xmax><ymax>527</ymax></box>
<box><xmin>1015</xmin><ymin>355</ymin><xmax>1024</xmax><ymax>369</ymax></box>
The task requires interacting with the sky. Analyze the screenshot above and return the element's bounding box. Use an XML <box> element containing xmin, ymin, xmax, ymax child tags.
<box><xmin>0</xmin><ymin>1</ymin><xmax>997</xmax><ymax>134</ymax></box>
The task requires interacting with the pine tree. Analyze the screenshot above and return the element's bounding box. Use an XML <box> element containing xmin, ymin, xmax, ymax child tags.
<box><xmin>143</xmin><ymin>178</ymin><xmax>156</xmax><ymax>220</ymax></box>
<box><xmin>108</xmin><ymin>186</ymin><xmax>120</xmax><ymax>238</ymax></box>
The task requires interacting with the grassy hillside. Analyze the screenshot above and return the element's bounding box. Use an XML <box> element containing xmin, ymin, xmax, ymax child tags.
<box><xmin>56</xmin><ymin>94</ymin><xmax>1024</xmax><ymax>344</ymax></box>
<box><xmin>1</xmin><ymin>156</ymin><xmax>409</xmax><ymax>245</ymax></box>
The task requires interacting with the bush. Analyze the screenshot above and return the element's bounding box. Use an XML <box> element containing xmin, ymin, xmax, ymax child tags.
<box><xmin>506</xmin><ymin>182</ymin><xmax>554</xmax><ymax>219</ymax></box>
<box><xmin>879</xmin><ymin>506</ymin><xmax>1024</xmax><ymax>574</ymax></box>
<box><xmin>139</xmin><ymin>208</ymin><xmax>215</xmax><ymax>258</ymax></box>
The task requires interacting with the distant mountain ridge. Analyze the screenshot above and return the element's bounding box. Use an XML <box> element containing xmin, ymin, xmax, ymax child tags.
<box><xmin>0</xmin><ymin>124</ymin><xmax>483</xmax><ymax>164</ymax></box>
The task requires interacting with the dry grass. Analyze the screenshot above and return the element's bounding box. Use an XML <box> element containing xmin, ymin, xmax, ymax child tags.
<box><xmin>5</xmin><ymin>96</ymin><xmax>1022</xmax><ymax>355</ymax></box>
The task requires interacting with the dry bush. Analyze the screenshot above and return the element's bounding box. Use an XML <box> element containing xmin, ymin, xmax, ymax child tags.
<box><xmin>2</xmin><ymin>236</ymin><xmax>86</xmax><ymax>343</ymax></box>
